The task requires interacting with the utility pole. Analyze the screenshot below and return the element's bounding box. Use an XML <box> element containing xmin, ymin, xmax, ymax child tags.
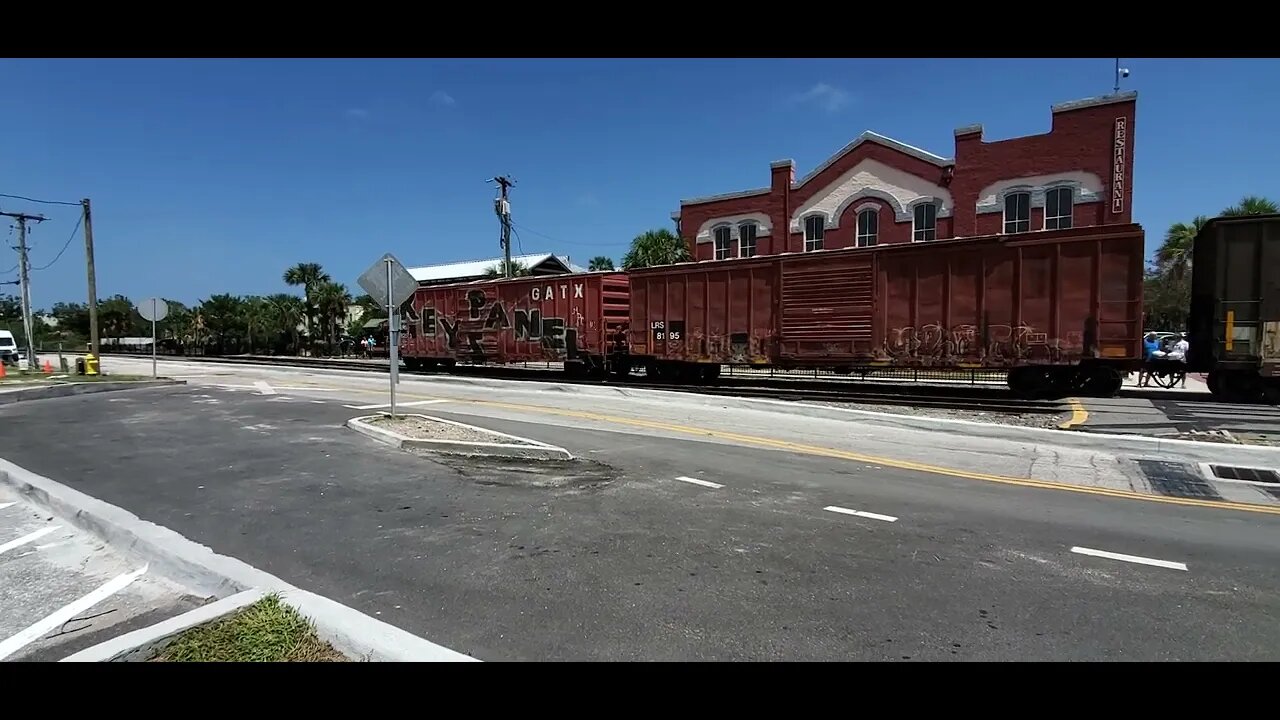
<box><xmin>491</xmin><ymin>175</ymin><xmax>515</xmax><ymax>278</ymax></box>
<box><xmin>82</xmin><ymin>198</ymin><xmax>100</xmax><ymax>358</ymax></box>
<box><xmin>1</xmin><ymin>209</ymin><xmax>46</xmax><ymax>368</ymax></box>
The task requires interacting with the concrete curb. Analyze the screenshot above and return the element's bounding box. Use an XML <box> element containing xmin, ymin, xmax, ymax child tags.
<box><xmin>346</xmin><ymin>413</ymin><xmax>574</xmax><ymax>461</ymax></box>
<box><xmin>0</xmin><ymin>379</ymin><xmax>186</xmax><ymax>405</ymax></box>
<box><xmin>60</xmin><ymin>589</ymin><xmax>268</xmax><ymax>662</ymax></box>
<box><xmin>0</xmin><ymin>458</ymin><xmax>478</xmax><ymax>662</ymax></box>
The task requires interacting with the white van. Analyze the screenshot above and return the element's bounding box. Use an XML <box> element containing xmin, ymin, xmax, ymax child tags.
<box><xmin>0</xmin><ymin>330</ymin><xmax>16</xmax><ymax>365</ymax></box>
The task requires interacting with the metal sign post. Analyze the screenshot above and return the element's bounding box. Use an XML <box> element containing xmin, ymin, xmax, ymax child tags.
<box><xmin>357</xmin><ymin>253</ymin><xmax>418</xmax><ymax>419</ymax></box>
<box><xmin>386</xmin><ymin>258</ymin><xmax>399</xmax><ymax>417</ymax></box>
<box><xmin>136</xmin><ymin>297</ymin><xmax>170</xmax><ymax>379</ymax></box>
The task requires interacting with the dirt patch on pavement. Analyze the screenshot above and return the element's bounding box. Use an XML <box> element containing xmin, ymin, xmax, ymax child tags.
<box><xmin>368</xmin><ymin>414</ymin><xmax>535</xmax><ymax>445</ymax></box>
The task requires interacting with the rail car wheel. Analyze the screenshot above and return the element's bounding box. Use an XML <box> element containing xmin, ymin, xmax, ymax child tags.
<box><xmin>701</xmin><ymin>364</ymin><xmax>721</xmax><ymax>383</ymax></box>
<box><xmin>1207</xmin><ymin>369</ymin><xmax>1263</xmax><ymax>403</ymax></box>
<box><xmin>1262</xmin><ymin>380</ymin><xmax>1280</xmax><ymax>406</ymax></box>
<box><xmin>1077</xmin><ymin>366</ymin><xmax>1123</xmax><ymax>397</ymax></box>
<box><xmin>1007</xmin><ymin>367</ymin><xmax>1056</xmax><ymax>399</ymax></box>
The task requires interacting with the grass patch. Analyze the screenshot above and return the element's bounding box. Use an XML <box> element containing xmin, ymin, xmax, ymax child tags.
<box><xmin>153</xmin><ymin>593</ymin><xmax>348</xmax><ymax>662</ymax></box>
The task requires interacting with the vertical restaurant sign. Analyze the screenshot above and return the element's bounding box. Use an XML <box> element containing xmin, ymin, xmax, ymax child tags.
<box><xmin>1112</xmin><ymin>117</ymin><xmax>1127</xmax><ymax>214</ymax></box>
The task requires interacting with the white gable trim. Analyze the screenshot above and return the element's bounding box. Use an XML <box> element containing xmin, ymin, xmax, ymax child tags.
<box><xmin>695</xmin><ymin>212</ymin><xmax>773</xmax><ymax>244</ymax></box>
<box><xmin>789</xmin><ymin>157</ymin><xmax>954</xmax><ymax>232</ymax></box>
<box><xmin>975</xmin><ymin>172</ymin><xmax>1104</xmax><ymax>215</ymax></box>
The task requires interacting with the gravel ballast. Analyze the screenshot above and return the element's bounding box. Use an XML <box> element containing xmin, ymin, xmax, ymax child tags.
<box><xmin>367</xmin><ymin>414</ymin><xmax>533</xmax><ymax>445</ymax></box>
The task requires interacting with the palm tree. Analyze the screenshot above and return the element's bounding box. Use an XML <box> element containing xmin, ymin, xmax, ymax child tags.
<box><xmin>242</xmin><ymin>296</ymin><xmax>272</xmax><ymax>354</ymax></box>
<box><xmin>484</xmin><ymin>260</ymin><xmax>531</xmax><ymax>278</ymax></box>
<box><xmin>1222</xmin><ymin>195</ymin><xmax>1279</xmax><ymax>216</ymax></box>
<box><xmin>282</xmin><ymin>262</ymin><xmax>330</xmax><ymax>343</ymax></box>
<box><xmin>1155</xmin><ymin>216</ymin><xmax>1207</xmax><ymax>281</ymax></box>
<box><xmin>621</xmin><ymin>228</ymin><xmax>691</xmax><ymax>269</ymax></box>
<box><xmin>266</xmin><ymin>293</ymin><xmax>305</xmax><ymax>353</ymax></box>
<box><xmin>588</xmin><ymin>256</ymin><xmax>615</xmax><ymax>271</ymax></box>
<box><xmin>313</xmin><ymin>280</ymin><xmax>353</xmax><ymax>348</ymax></box>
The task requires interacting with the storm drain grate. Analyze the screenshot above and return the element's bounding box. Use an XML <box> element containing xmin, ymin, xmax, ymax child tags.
<box><xmin>1208</xmin><ymin>465</ymin><xmax>1280</xmax><ymax>484</ymax></box>
<box><xmin>1136</xmin><ymin>459</ymin><xmax>1224</xmax><ymax>500</ymax></box>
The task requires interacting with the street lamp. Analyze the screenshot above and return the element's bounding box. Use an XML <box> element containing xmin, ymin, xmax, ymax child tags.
<box><xmin>1114</xmin><ymin>59</ymin><xmax>1130</xmax><ymax>94</ymax></box>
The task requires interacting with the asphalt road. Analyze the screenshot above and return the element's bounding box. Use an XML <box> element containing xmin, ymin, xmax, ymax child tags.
<box><xmin>1</xmin><ymin>384</ymin><xmax>1278</xmax><ymax>661</ymax></box>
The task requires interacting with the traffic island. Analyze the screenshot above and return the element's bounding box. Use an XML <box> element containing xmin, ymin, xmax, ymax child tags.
<box><xmin>346</xmin><ymin>412</ymin><xmax>573</xmax><ymax>461</ymax></box>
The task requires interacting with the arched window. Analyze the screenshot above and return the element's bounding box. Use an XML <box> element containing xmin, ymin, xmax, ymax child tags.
<box><xmin>912</xmin><ymin>203</ymin><xmax>937</xmax><ymax>242</ymax></box>
<box><xmin>1004</xmin><ymin>191</ymin><xmax>1030</xmax><ymax>233</ymax></box>
<box><xmin>713</xmin><ymin>226</ymin><xmax>732</xmax><ymax>260</ymax></box>
<box><xmin>738</xmin><ymin>223</ymin><xmax>757</xmax><ymax>258</ymax></box>
<box><xmin>804</xmin><ymin>215</ymin><xmax>825</xmax><ymax>252</ymax></box>
<box><xmin>1044</xmin><ymin>187</ymin><xmax>1074</xmax><ymax>230</ymax></box>
<box><xmin>856</xmin><ymin>208</ymin><xmax>878</xmax><ymax>247</ymax></box>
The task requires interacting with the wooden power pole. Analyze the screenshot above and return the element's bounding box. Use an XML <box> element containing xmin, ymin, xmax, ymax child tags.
<box><xmin>1</xmin><ymin>209</ymin><xmax>46</xmax><ymax>366</ymax></box>
<box><xmin>82</xmin><ymin>198</ymin><xmax>99</xmax><ymax>358</ymax></box>
<box><xmin>492</xmin><ymin>176</ymin><xmax>515</xmax><ymax>278</ymax></box>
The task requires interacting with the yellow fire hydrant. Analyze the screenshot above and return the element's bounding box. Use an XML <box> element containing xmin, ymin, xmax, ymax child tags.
<box><xmin>84</xmin><ymin>353</ymin><xmax>99</xmax><ymax>376</ymax></box>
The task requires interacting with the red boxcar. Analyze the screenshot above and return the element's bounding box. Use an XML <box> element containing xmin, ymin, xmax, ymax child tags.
<box><xmin>626</xmin><ymin>223</ymin><xmax>1145</xmax><ymax>394</ymax></box>
<box><xmin>399</xmin><ymin>272</ymin><xmax>630</xmax><ymax>372</ymax></box>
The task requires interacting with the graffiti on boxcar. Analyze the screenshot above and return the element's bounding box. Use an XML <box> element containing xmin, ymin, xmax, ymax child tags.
<box><xmin>412</xmin><ymin>283</ymin><xmax>589</xmax><ymax>360</ymax></box>
<box><xmin>883</xmin><ymin>322</ymin><xmax>1081</xmax><ymax>363</ymax></box>
<box><xmin>683</xmin><ymin>329</ymin><xmax>770</xmax><ymax>363</ymax></box>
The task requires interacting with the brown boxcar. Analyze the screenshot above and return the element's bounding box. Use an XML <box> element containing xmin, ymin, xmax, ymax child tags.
<box><xmin>626</xmin><ymin>223</ymin><xmax>1145</xmax><ymax>393</ymax></box>
<box><xmin>1188</xmin><ymin>213</ymin><xmax>1280</xmax><ymax>402</ymax></box>
<box><xmin>399</xmin><ymin>271</ymin><xmax>630</xmax><ymax>372</ymax></box>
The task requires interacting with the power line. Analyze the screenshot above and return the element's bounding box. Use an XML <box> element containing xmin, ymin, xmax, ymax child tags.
<box><xmin>31</xmin><ymin>213</ymin><xmax>82</xmax><ymax>271</ymax></box>
<box><xmin>512</xmin><ymin>222</ymin><xmax>620</xmax><ymax>248</ymax></box>
<box><xmin>0</xmin><ymin>192</ymin><xmax>81</xmax><ymax>208</ymax></box>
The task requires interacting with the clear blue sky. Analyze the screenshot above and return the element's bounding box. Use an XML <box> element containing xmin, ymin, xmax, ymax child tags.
<box><xmin>2</xmin><ymin>57</ymin><xmax>1277</xmax><ymax>310</ymax></box>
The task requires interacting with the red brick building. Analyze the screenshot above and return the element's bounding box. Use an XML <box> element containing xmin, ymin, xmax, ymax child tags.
<box><xmin>672</xmin><ymin>91</ymin><xmax>1136</xmax><ymax>261</ymax></box>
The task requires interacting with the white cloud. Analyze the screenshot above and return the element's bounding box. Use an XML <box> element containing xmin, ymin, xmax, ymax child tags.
<box><xmin>790</xmin><ymin>83</ymin><xmax>851</xmax><ymax>113</ymax></box>
<box><xmin>429</xmin><ymin>90</ymin><xmax>456</xmax><ymax>108</ymax></box>
<box><xmin>345</xmin><ymin>107</ymin><xmax>370</xmax><ymax>119</ymax></box>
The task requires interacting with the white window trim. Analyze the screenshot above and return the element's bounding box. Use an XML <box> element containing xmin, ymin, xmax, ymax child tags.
<box><xmin>1043</xmin><ymin>186</ymin><xmax>1074</xmax><ymax>230</ymax></box>
<box><xmin>855</xmin><ymin>207</ymin><xmax>878</xmax><ymax>247</ymax></box>
<box><xmin>713</xmin><ymin>225</ymin><xmax>733</xmax><ymax>260</ymax></box>
<box><xmin>802</xmin><ymin>213</ymin><xmax>826</xmax><ymax>252</ymax></box>
<box><xmin>911</xmin><ymin>201</ymin><xmax>937</xmax><ymax>242</ymax></box>
<box><xmin>1002</xmin><ymin>190</ymin><xmax>1032</xmax><ymax>234</ymax></box>
<box><xmin>737</xmin><ymin>222</ymin><xmax>758</xmax><ymax>257</ymax></box>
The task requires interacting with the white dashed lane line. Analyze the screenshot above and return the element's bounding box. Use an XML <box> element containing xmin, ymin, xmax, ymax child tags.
<box><xmin>674</xmin><ymin>476</ymin><xmax>724</xmax><ymax>489</ymax></box>
<box><xmin>823</xmin><ymin>506</ymin><xmax>898</xmax><ymax>523</ymax></box>
<box><xmin>1070</xmin><ymin>546</ymin><xmax>1188</xmax><ymax>571</ymax></box>
<box><xmin>0</xmin><ymin>502</ymin><xmax>15</xmax><ymax>511</ymax></box>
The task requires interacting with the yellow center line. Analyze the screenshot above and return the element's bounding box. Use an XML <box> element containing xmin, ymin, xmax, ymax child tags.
<box><xmin>282</xmin><ymin>380</ymin><xmax>1280</xmax><ymax>517</ymax></box>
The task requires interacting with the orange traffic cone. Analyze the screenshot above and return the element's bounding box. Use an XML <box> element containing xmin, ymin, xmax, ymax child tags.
<box><xmin>43</xmin><ymin>359</ymin><xmax>53</xmax><ymax>374</ymax></box>
<box><xmin>0</xmin><ymin>361</ymin><xmax>6</xmax><ymax>379</ymax></box>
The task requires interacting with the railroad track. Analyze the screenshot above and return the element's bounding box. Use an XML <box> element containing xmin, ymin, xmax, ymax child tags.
<box><xmin>104</xmin><ymin>353</ymin><xmax>1068</xmax><ymax>415</ymax></box>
